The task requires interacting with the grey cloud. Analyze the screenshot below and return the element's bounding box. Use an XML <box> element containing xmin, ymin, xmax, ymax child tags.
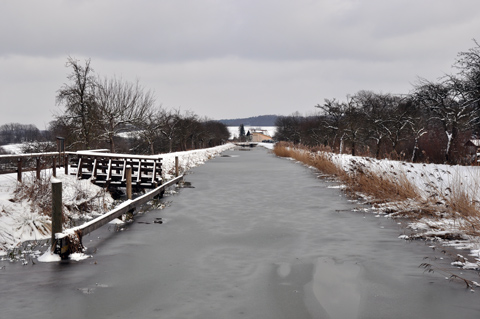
<box><xmin>2</xmin><ymin>0</ymin><xmax>480</xmax><ymax>127</ymax></box>
<box><xmin>3</xmin><ymin>0</ymin><xmax>478</xmax><ymax>63</ymax></box>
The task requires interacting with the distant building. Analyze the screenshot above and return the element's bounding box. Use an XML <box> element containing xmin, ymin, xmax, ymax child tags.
<box><xmin>465</xmin><ymin>139</ymin><xmax>480</xmax><ymax>163</ymax></box>
<box><xmin>250</xmin><ymin>129</ymin><xmax>273</xmax><ymax>142</ymax></box>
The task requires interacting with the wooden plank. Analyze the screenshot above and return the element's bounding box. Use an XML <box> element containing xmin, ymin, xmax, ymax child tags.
<box><xmin>72</xmin><ymin>151</ymin><xmax>163</xmax><ymax>161</ymax></box>
<box><xmin>76</xmin><ymin>157</ymin><xmax>83</xmax><ymax>179</ymax></box>
<box><xmin>106</xmin><ymin>159</ymin><xmax>112</xmax><ymax>182</ymax></box>
<box><xmin>151</xmin><ymin>161</ymin><xmax>157</xmax><ymax>184</ymax></box>
<box><xmin>136</xmin><ymin>160</ymin><xmax>141</xmax><ymax>184</ymax></box>
<box><xmin>0</xmin><ymin>151</ymin><xmax>67</xmax><ymax>160</ymax></box>
<box><xmin>121</xmin><ymin>160</ymin><xmax>127</xmax><ymax>181</ymax></box>
<box><xmin>92</xmin><ymin>159</ymin><xmax>98</xmax><ymax>180</ymax></box>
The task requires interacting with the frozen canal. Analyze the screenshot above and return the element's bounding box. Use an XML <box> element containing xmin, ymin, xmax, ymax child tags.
<box><xmin>1</xmin><ymin>146</ymin><xmax>480</xmax><ymax>319</ymax></box>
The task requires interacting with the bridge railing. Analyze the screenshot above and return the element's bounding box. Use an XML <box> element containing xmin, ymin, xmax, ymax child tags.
<box><xmin>0</xmin><ymin>151</ymin><xmax>66</xmax><ymax>182</ymax></box>
<box><xmin>70</xmin><ymin>152</ymin><xmax>163</xmax><ymax>189</ymax></box>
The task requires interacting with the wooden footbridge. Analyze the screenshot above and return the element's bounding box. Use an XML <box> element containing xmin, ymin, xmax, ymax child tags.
<box><xmin>71</xmin><ymin>151</ymin><xmax>163</xmax><ymax>189</ymax></box>
<box><xmin>0</xmin><ymin>149</ymin><xmax>165</xmax><ymax>189</ymax></box>
<box><xmin>0</xmin><ymin>149</ymin><xmax>163</xmax><ymax>190</ymax></box>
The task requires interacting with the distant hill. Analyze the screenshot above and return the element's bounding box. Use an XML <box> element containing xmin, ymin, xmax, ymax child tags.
<box><xmin>218</xmin><ymin>115</ymin><xmax>278</xmax><ymax>126</ymax></box>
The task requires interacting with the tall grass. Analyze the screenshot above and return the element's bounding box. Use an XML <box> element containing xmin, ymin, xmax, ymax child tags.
<box><xmin>274</xmin><ymin>142</ymin><xmax>419</xmax><ymax>203</ymax></box>
<box><xmin>436</xmin><ymin>171</ymin><xmax>480</xmax><ymax>235</ymax></box>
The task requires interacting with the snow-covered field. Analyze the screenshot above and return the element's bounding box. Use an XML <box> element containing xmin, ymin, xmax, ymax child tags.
<box><xmin>0</xmin><ymin>143</ymin><xmax>23</xmax><ymax>154</ymax></box>
<box><xmin>0</xmin><ymin>143</ymin><xmax>235</xmax><ymax>257</ymax></box>
<box><xmin>227</xmin><ymin>126</ymin><xmax>276</xmax><ymax>139</ymax></box>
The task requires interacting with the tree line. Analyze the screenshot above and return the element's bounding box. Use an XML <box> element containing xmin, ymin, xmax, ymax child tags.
<box><xmin>0</xmin><ymin>123</ymin><xmax>47</xmax><ymax>146</ymax></box>
<box><xmin>50</xmin><ymin>57</ymin><xmax>229</xmax><ymax>154</ymax></box>
<box><xmin>275</xmin><ymin>40</ymin><xmax>480</xmax><ymax>164</ymax></box>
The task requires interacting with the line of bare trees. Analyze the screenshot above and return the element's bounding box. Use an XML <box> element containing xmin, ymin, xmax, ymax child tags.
<box><xmin>275</xmin><ymin>40</ymin><xmax>480</xmax><ymax>164</ymax></box>
<box><xmin>0</xmin><ymin>123</ymin><xmax>46</xmax><ymax>145</ymax></box>
<box><xmin>51</xmin><ymin>57</ymin><xmax>229</xmax><ymax>154</ymax></box>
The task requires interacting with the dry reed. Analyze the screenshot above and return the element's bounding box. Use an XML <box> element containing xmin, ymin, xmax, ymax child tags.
<box><xmin>274</xmin><ymin>142</ymin><xmax>419</xmax><ymax>204</ymax></box>
<box><xmin>274</xmin><ymin>142</ymin><xmax>480</xmax><ymax>234</ymax></box>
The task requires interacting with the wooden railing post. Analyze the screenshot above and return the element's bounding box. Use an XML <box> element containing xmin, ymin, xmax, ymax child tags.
<box><xmin>175</xmin><ymin>156</ymin><xmax>179</xmax><ymax>177</ymax></box>
<box><xmin>36</xmin><ymin>157</ymin><xmax>41</xmax><ymax>179</ymax></box>
<box><xmin>52</xmin><ymin>156</ymin><xmax>57</xmax><ymax>177</ymax></box>
<box><xmin>51</xmin><ymin>179</ymin><xmax>62</xmax><ymax>251</ymax></box>
<box><xmin>17</xmin><ymin>158</ymin><xmax>22</xmax><ymax>182</ymax></box>
<box><xmin>126</xmin><ymin>166</ymin><xmax>132</xmax><ymax>200</ymax></box>
<box><xmin>64</xmin><ymin>155</ymin><xmax>69</xmax><ymax>175</ymax></box>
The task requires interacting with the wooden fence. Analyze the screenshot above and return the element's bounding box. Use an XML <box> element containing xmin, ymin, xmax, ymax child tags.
<box><xmin>53</xmin><ymin>174</ymin><xmax>184</xmax><ymax>258</ymax></box>
<box><xmin>0</xmin><ymin>149</ymin><xmax>108</xmax><ymax>182</ymax></box>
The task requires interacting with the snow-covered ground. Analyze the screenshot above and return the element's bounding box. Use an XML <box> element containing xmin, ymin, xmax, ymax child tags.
<box><xmin>0</xmin><ymin>143</ymin><xmax>235</xmax><ymax>257</ymax></box>
<box><xmin>160</xmin><ymin>143</ymin><xmax>235</xmax><ymax>179</ymax></box>
<box><xmin>1</xmin><ymin>143</ymin><xmax>22</xmax><ymax>154</ymax></box>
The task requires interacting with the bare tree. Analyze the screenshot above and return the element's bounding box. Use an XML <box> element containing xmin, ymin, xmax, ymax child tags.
<box><xmin>56</xmin><ymin>57</ymin><xmax>97</xmax><ymax>149</ymax></box>
<box><xmin>157</xmin><ymin>108</ymin><xmax>182</xmax><ymax>153</ymax></box>
<box><xmin>414</xmin><ymin>77</ymin><xmax>478</xmax><ymax>163</ymax></box>
<box><xmin>351</xmin><ymin>91</ymin><xmax>393</xmax><ymax>158</ymax></box>
<box><xmin>0</xmin><ymin>123</ymin><xmax>41</xmax><ymax>145</ymax></box>
<box><xmin>274</xmin><ymin>113</ymin><xmax>303</xmax><ymax>144</ymax></box>
<box><xmin>454</xmin><ymin>39</ymin><xmax>480</xmax><ymax>106</ymax></box>
<box><xmin>175</xmin><ymin>111</ymin><xmax>199</xmax><ymax>151</ymax></box>
<box><xmin>315</xmin><ymin>98</ymin><xmax>348</xmax><ymax>150</ymax></box>
<box><xmin>95</xmin><ymin>77</ymin><xmax>155</xmax><ymax>152</ymax></box>
<box><xmin>339</xmin><ymin>96</ymin><xmax>365</xmax><ymax>156</ymax></box>
<box><xmin>133</xmin><ymin>106</ymin><xmax>164</xmax><ymax>155</ymax></box>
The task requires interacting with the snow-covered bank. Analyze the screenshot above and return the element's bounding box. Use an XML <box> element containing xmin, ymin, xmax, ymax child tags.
<box><xmin>0</xmin><ymin>143</ymin><xmax>235</xmax><ymax>257</ymax></box>
<box><xmin>160</xmin><ymin>143</ymin><xmax>235</xmax><ymax>179</ymax></box>
<box><xmin>0</xmin><ymin>172</ymin><xmax>114</xmax><ymax>257</ymax></box>
<box><xmin>329</xmin><ymin>154</ymin><xmax>480</xmax><ymax>270</ymax></box>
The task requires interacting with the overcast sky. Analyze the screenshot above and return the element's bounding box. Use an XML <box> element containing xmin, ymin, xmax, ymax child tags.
<box><xmin>1</xmin><ymin>0</ymin><xmax>480</xmax><ymax>129</ymax></box>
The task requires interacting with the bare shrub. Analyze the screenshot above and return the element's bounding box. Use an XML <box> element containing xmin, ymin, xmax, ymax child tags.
<box><xmin>12</xmin><ymin>172</ymin><xmax>111</xmax><ymax>225</ymax></box>
<box><xmin>12</xmin><ymin>172</ymin><xmax>53</xmax><ymax>216</ymax></box>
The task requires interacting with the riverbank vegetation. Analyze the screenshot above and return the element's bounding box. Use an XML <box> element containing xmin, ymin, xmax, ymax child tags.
<box><xmin>273</xmin><ymin>143</ymin><xmax>480</xmax><ymax>244</ymax></box>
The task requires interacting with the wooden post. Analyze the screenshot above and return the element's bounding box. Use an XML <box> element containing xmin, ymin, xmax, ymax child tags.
<box><xmin>126</xmin><ymin>166</ymin><xmax>132</xmax><ymax>200</ymax></box>
<box><xmin>52</xmin><ymin>156</ymin><xmax>57</xmax><ymax>177</ymax></box>
<box><xmin>36</xmin><ymin>157</ymin><xmax>41</xmax><ymax>179</ymax></box>
<box><xmin>51</xmin><ymin>179</ymin><xmax>62</xmax><ymax>250</ymax></box>
<box><xmin>17</xmin><ymin>158</ymin><xmax>22</xmax><ymax>182</ymax></box>
<box><xmin>175</xmin><ymin>156</ymin><xmax>179</xmax><ymax>177</ymax></box>
<box><xmin>64</xmin><ymin>155</ymin><xmax>69</xmax><ymax>175</ymax></box>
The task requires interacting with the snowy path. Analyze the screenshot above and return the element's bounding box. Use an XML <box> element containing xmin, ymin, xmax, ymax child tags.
<box><xmin>1</xmin><ymin>146</ymin><xmax>480</xmax><ymax>319</ymax></box>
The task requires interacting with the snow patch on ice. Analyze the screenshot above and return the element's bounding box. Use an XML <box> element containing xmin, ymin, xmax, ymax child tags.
<box><xmin>37</xmin><ymin>249</ymin><xmax>61</xmax><ymax>262</ymax></box>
